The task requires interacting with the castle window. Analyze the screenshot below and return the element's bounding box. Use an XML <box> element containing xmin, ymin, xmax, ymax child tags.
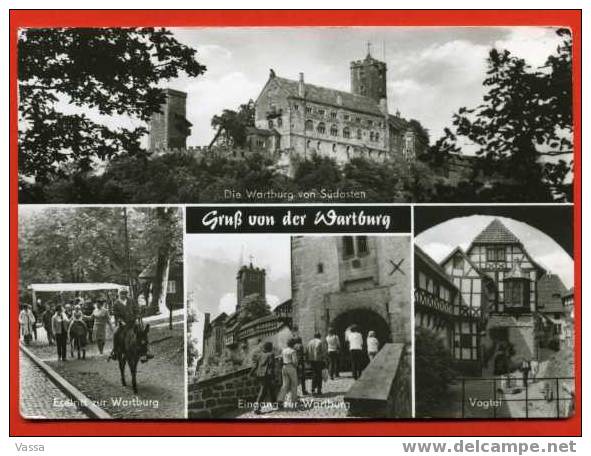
<box><xmin>357</xmin><ymin>236</ymin><xmax>369</xmax><ymax>255</ymax></box>
<box><xmin>317</xmin><ymin>263</ymin><xmax>324</xmax><ymax>274</ymax></box>
<box><xmin>268</xmin><ymin>119</ymin><xmax>274</xmax><ymax>128</ymax></box>
<box><xmin>375</xmin><ymin>132</ymin><xmax>380</xmax><ymax>141</ymax></box>
<box><xmin>277</xmin><ymin>117</ymin><xmax>283</xmax><ymax>127</ymax></box>
<box><xmin>346</xmin><ymin>146</ymin><xmax>351</xmax><ymax>158</ymax></box>
<box><xmin>343</xmin><ymin>237</ymin><xmax>355</xmax><ymax>258</ymax></box>
<box><xmin>369</xmin><ymin>132</ymin><xmax>375</xmax><ymax>141</ymax></box>
<box><xmin>167</xmin><ymin>280</ymin><xmax>176</xmax><ymax>294</ymax></box>
<box><xmin>343</xmin><ymin>127</ymin><xmax>351</xmax><ymax>139</ymax></box>
<box><xmin>317</xmin><ymin>141</ymin><xmax>321</xmax><ymax>151</ymax></box>
<box><xmin>330</xmin><ymin>125</ymin><xmax>338</xmax><ymax>136</ymax></box>
<box><xmin>330</xmin><ymin>111</ymin><xmax>337</xmax><ymax>119</ymax></box>
<box><xmin>305</xmin><ymin>120</ymin><xmax>313</xmax><ymax>131</ymax></box>
<box><xmin>344</xmin><ymin>114</ymin><xmax>350</xmax><ymax>121</ymax></box>
<box><xmin>368</xmin><ymin>120</ymin><xmax>374</xmax><ymax>127</ymax></box>
<box><xmin>357</xmin><ymin>129</ymin><xmax>362</xmax><ymax>139</ymax></box>
<box><xmin>317</xmin><ymin>122</ymin><xmax>326</xmax><ymax>134</ymax></box>
<box><xmin>332</xmin><ymin>144</ymin><xmax>336</xmax><ymax>153</ymax></box>
<box><xmin>306</xmin><ymin>106</ymin><xmax>313</xmax><ymax>114</ymax></box>
<box><xmin>317</xmin><ymin>109</ymin><xmax>325</xmax><ymax>116</ymax></box>
<box><xmin>306</xmin><ymin>140</ymin><xmax>311</xmax><ymax>149</ymax></box>
<box><xmin>355</xmin><ymin>117</ymin><xmax>361</xmax><ymax>124</ymax></box>
<box><xmin>293</xmin><ymin>103</ymin><xmax>300</xmax><ymax>111</ymax></box>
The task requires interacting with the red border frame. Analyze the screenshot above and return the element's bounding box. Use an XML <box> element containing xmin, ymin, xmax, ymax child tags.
<box><xmin>9</xmin><ymin>9</ymin><xmax>582</xmax><ymax>437</ymax></box>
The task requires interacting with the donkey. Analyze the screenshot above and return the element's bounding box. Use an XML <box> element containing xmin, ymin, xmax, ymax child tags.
<box><xmin>69</xmin><ymin>319</ymin><xmax>88</xmax><ymax>359</ymax></box>
<box><xmin>117</xmin><ymin>324</ymin><xmax>150</xmax><ymax>393</ymax></box>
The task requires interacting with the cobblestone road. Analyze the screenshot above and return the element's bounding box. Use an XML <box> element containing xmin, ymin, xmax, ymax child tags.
<box><xmin>23</xmin><ymin>322</ymin><xmax>185</xmax><ymax>419</ymax></box>
<box><xmin>229</xmin><ymin>373</ymin><xmax>356</xmax><ymax>419</ymax></box>
<box><xmin>20</xmin><ymin>352</ymin><xmax>87</xmax><ymax>419</ymax></box>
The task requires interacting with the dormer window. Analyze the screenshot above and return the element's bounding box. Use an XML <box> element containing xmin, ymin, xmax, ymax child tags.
<box><xmin>306</xmin><ymin>106</ymin><xmax>313</xmax><ymax>114</ymax></box>
<box><xmin>486</xmin><ymin>246</ymin><xmax>506</xmax><ymax>263</ymax></box>
<box><xmin>330</xmin><ymin>111</ymin><xmax>337</xmax><ymax>119</ymax></box>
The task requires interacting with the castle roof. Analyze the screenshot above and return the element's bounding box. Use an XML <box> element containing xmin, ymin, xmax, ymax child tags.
<box><xmin>245</xmin><ymin>126</ymin><xmax>280</xmax><ymax>137</ymax></box>
<box><xmin>537</xmin><ymin>274</ymin><xmax>568</xmax><ymax>313</ymax></box>
<box><xmin>473</xmin><ymin>218</ymin><xmax>520</xmax><ymax>244</ymax></box>
<box><xmin>273</xmin><ymin>76</ymin><xmax>383</xmax><ymax>116</ymax></box>
<box><xmin>415</xmin><ymin>245</ymin><xmax>458</xmax><ymax>291</ymax></box>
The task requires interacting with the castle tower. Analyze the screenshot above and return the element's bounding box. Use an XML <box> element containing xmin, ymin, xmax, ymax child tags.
<box><xmin>236</xmin><ymin>262</ymin><xmax>266</xmax><ymax>313</ymax></box>
<box><xmin>149</xmin><ymin>88</ymin><xmax>192</xmax><ymax>151</ymax></box>
<box><xmin>350</xmin><ymin>44</ymin><xmax>387</xmax><ymax>103</ymax></box>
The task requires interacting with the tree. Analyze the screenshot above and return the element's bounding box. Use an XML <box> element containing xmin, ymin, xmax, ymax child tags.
<box><xmin>18</xmin><ymin>28</ymin><xmax>206</xmax><ymax>184</ymax></box>
<box><xmin>414</xmin><ymin>328</ymin><xmax>458</xmax><ymax>418</ymax></box>
<box><xmin>238</xmin><ymin>296</ymin><xmax>271</xmax><ymax>325</ymax></box>
<box><xmin>209</xmin><ymin>100</ymin><xmax>255</xmax><ymax>148</ymax></box>
<box><xmin>428</xmin><ymin>29</ymin><xmax>573</xmax><ymax>202</ymax></box>
<box><xmin>140</xmin><ymin>207</ymin><xmax>183</xmax><ymax>328</ymax></box>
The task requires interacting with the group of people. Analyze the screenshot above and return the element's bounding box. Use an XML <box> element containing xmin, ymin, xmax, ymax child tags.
<box><xmin>19</xmin><ymin>289</ymin><xmax>143</xmax><ymax>362</ymax></box>
<box><xmin>249</xmin><ymin>325</ymin><xmax>381</xmax><ymax>414</ymax></box>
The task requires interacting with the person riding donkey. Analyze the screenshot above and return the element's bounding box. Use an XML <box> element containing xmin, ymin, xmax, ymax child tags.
<box><xmin>109</xmin><ymin>289</ymin><xmax>153</xmax><ymax>362</ymax></box>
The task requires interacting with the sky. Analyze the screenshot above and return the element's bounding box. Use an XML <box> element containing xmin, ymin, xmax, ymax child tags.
<box><xmin>161</xmin><ymin>26</ymin><xmax>564</xmax><ymax>147</ymax></box>
<box><xmin>415</xmin><ymin>215</ymin><xmax>574</xmax><ymax>288</ymax></box>
<box><xmin>186</xmin><ymin>233</ymin><xmax>291</xmax><ymax>316</ymax></box>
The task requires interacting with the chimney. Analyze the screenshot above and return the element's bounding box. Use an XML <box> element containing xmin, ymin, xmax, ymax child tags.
<box><xmin>298</xmin><ymin>72</ymin><xmax>305</xmax><ymax>97</ymax></box>
<box><xmin>204</xmin><ymin>312</ymin><xmax>211</xmax><ymax>329</ymax></box>
<box><xmin>337</xmin><ymin>94</ymin><xmax>343</xmax><ymax>106</ymax></box>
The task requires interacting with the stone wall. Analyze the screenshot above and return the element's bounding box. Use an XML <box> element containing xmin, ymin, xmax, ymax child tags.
<box><xmin>344</xmin><ymin>343</ymin><xmax>412</xmax><ymax>418</ymax></box>
<box><xmin>188</xmin><ymin>367</ymin><xmax>259</xmax><ymax>419</ymax></box>
<box><xmin>291</xmin><ymin>236</ymin><xmax>411</xmax><ymax>345</ymax></box>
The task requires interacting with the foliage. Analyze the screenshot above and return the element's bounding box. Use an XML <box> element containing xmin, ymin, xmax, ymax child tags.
<box><xmin>18</xmin><ymin>207</ymin><xmax>182</xmax><ymax>304</ymax></box>
<box><xmin>238</xmin><ymin>297</ymin><xmax>271</xmax><ymax>325</ymax></box>
<box><xmin>414</xmin><ymin>327</ymin><xmax>458</xmax><ymax>418</ymax></box>
<box><xmin>210</xmin><ymin>100</ymin><xmax>256</xmax><ymax>148</ymax></box>
<box><xmin>425</xmin><ymin>28</ymin><xmax>573</xmax><ymax>202</ymax></box>
<box><xmin>18</xmin><ymin>27</ymin><xmax>206</xmax><ymax>183</ymax></box>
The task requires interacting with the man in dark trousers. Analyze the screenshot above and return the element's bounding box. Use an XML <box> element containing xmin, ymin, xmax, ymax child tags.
<box><xmin>250</xmin><ymin>341</ymin><xmax>278</xmax><ymax>414</ymax></box>
<box><xmin>306</xmin><ymin>333</ymin><xmax>326</xmax><ymax>395</ymax></box>
<box><xmin>110</xmin><ymin>289</ymin><xmax>139</xmax><ymax>360</ymax></box>
<box><xmin>291</xmin><ymin>326</ymin><xmax>309</xmax><ymax>395</ymax></box>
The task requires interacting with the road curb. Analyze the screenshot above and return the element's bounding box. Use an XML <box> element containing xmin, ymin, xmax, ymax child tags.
<box><xmin>20</xmin><ymin>344</ymin><xmax>112</xmax><ymax>419</ymax></box>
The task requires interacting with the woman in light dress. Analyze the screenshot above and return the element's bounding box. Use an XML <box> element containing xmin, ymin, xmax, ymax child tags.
<box><xmin>92</xmin><ymin>299</ymin><xmax>113</xmax><ymax>355</ymax></box>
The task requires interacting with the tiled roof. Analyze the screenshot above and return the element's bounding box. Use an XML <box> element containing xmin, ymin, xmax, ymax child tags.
<box><xmin>388</xmin><ymin>114</ymin><xmax>410</xmax><ymax>131</ymax></box>
<box><xmin>415</xmin><ymin>245</ymin><xmax>458</xmax><ymax>291</ymax></box>
<box><xmin>473</xmin><ymin>218</ymin><xmax>520</xmax><ymax>244</ymax></box>
<box><xmin>273</xmin><ymin>76</ymin><xmax>383</xmax><ymax>116</ymax></box>
<box><xmin>537</xmin><ymin>274</ymin><xmax>568</xmax><ymax>313</ymax></box>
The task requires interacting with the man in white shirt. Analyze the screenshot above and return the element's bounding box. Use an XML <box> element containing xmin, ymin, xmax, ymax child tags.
<box><xmin>347</xmin><ymin>325</ymin><xmax>364</xmax><ymax>380</ymax></box>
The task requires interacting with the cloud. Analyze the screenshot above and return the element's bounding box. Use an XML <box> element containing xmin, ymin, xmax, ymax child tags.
<box><xmin>494</xmin><ymin>27</ymin><xmax>563</xmax><ymax>68</ymax></box>
<box><xmin>218</xmin><ymin>293</ymin><xmax>237</xmax><ymax>315</ymax></box>
<box><xmin>185</xmin><ymin>72</ymin><xmax>260</xmax><ymax>145</ymax></box>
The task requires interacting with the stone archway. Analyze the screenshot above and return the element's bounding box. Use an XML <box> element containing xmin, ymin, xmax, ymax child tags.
<box><xmin>330</xmin><ymin>308</ymin><xmax>391</xmax><ymax>372</ymax></box>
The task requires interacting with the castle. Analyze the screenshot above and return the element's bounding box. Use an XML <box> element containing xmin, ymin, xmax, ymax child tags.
<box><xmin>415</xmin><ymin>219</ymin><xmax>572</xmax><ymax>376</ymax></box>
<box><xmin>200</xmin><ymin>235</ymin><xmax>411</xmax><ymax>376</ymax></box>
<box><xmin>149</xmin><ymin>50</ymin><xmax>428</xmax><ymax>172</ymax></box>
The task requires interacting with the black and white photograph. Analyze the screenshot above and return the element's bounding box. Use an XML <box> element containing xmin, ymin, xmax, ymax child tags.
<box><xmin>18</xmin><ymin>26</ymin><xmax>572</xmax><ymax>204</ymax></box>
<box><xmin>18</xmin><ymin>206</ymin><xmax>186</xmax><ymax>419</ymax></box>
<box><xmin>187</xmin><ymin>234</ymin><xmax>412</xmax><ymax>419</ymax></box>
<box><xmin>413</xmin><ymin>206</ymin><xmax>574</xmax><ymax>419</ymax></box>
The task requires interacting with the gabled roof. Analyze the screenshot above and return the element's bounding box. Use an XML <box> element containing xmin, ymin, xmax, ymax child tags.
<box><xmin>473</xmin><ymin>218</ymin><xmax>520</xmax><ymax>244</ymax></box>
<box><xmin>440</xmin><ymin>246</ymin><xmax>492</xmax><ymax>282</ymax></box>
<box><xmin>537</xmin><ymin>274</ymin><xmax>568</xmax><ymax>313</ymax></box>
<box><xmin>271</xmin><ymin>76</ymin><xmax>383</xmax><ymax>116</ymax></box>
<box><xmin>415</xmin><ymin>245</ymin><xmax>458</xmax><ymax>291</ymax></box>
